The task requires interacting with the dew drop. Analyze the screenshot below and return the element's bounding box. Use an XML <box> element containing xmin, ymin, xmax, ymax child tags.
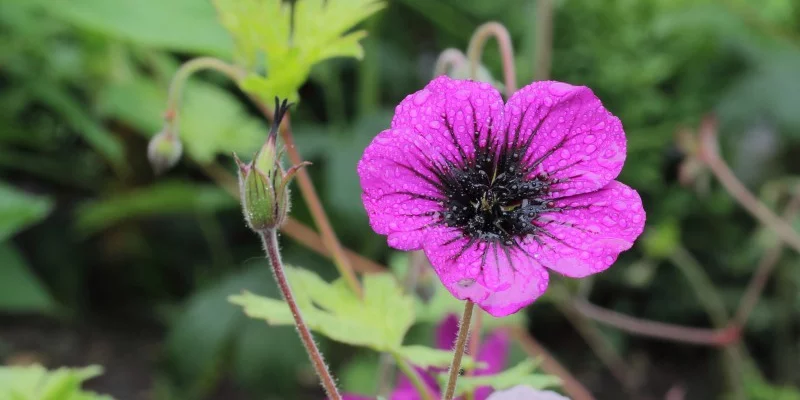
<box><xmin>413</xmin><ymin>90</ymin><xmax>430</xmax><ymax>105</ymax></box>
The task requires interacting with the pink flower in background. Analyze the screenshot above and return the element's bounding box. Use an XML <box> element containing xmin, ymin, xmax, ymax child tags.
<box><xmin>342</xmin><ymin>314</ymin><xmax>510</xmax><ymax>400</ymax></box>
<box><xmin>358</xmin><ymin>76</ymin><xmax>645</xmax><ymax>317</ymax></box>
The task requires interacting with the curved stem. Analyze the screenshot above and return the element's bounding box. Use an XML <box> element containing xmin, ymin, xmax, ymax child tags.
<box><xmin>165</xmin><ymin>57</ymin><xmax>245</xmax><ymax>137</ymax></box>
<box><xmin>699</xmin><ymin>116</ymin><xmax>800</xmax><ymax>254</ymax></box>
<box><xmin>393</xmin><ymin>354</ymin><xmax>436</xmax><ymax>400</ymax></box>
<box><xmin>444</xmin><ymin>300</ymin><xmax>475</xmax><ymax>400</ymax></box>
<box><xmin>434</xmin><ymin>48</ymin><xmax>467</xmax><ymax>77</ymax></box>
<box><xmin>260</xmin><ymin>229</ymin><xmax>341</xmax><ymax>400</ymax></box>
<box><xmin>466</xmin><ymin>22</ymin><xmax>517</xmax><ymax>94</ymax></box>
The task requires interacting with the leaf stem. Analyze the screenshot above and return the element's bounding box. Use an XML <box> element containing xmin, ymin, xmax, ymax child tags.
<box><xmin>444</xmin><ymin>300</ymin><xmax>475</xmax><ymax>400</ymax></box>
<box><xmin>466</xmin><ymin>22</ymin><xmax>517</xmax><ymax>94</ymax></box>
<box><xmin>393</xmin><ymin>354</ymin><xmax>436</xmax><ymax>400</ymax></box>
<box><xmin>259</xmin><ymin>229</ymin><xmax>341</xmax><ymax>400</ymax></box>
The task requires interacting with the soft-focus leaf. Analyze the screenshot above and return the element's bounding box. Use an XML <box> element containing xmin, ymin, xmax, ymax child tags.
<box><xmin>395</xmin><ymin>345</ymin><xmax>482</xmax><ymax>370</ymax></box>
<box><xmin>0</xmin><ymin>364</ymin><xmax>112</xmax><ymax>400</ymax></box>
<box><xmin>47</xmin><ymin>0</ymin><xmax>231</xmax><ymax>57</ymax></box>
<box><xmin>166</xmin><ymin>265</ymin><xmax>306</xmax><ymax>397</ymax></box>
<box><xmin>74</xmin><ymin>181</ymin><xmax>237</xmax><ymax>234</ymax></box>
<box><xmin>230</xmin><ymin>268</ymin><xmax>414</xmax><ymax>351</ymax></box>
<box><xmin>0</xmin><ymin>244</ymin><xmax>57</xmax><ymax>314</ymax></box>
<box><xmin>0</xmin><ymin>182</ymin><xmax>53</xmax><ymax>241</ymax></box>
<box><xmin>214</xmin><ymin>0</ymin><xmax>385</xmax><ymax>101</ymax></box>
<box><xmin>442</xmin><ymin>360</ymin><xmax>561</xmax><ymax>398</ymax></box>
<box><xmin>99</xmin><ymin>72</ymin><xmax>267</xmax><ymax>163</ymax></box>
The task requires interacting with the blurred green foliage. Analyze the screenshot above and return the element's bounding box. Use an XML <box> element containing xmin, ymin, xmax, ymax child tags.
<box><xmin>2</xmin><ymin>0</ymin><xmax>800</xmax><ymax>398</ymax></box>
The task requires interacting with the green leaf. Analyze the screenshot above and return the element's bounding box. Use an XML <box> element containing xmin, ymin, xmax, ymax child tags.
<box><xmin>0</xmin><ymin>182</ymin><xmax>53</xmax><ymax>241</ymax></box>
<box><xmin>0</xmin><ymin>364</ymin><xmax>113</xmax><ymax>400</ymax></box>
<box><xmin>0</xmin><ymin>244</ymin><xmax>57</xmax><ymax>314</ymax></box>
<box><xmin>74</xmin><ymin>181</ymin><xmax>237</xmax><ymax>234</ymax></box>
<box><xmin>31</xmin><ymin>84</ymin><xmax>126</xmax><ymax>174</ymax></box>
<box><xmin>395</xmin><ymin>345</ymin><xmax>482</xmax><ymax>370</ymax></box>
<box><xmin>47</xmin><ymin>0</ymin><xmax>232</xmax><ymax>57</ymax></box>
<box><xmin>230</xmin><ymin>268</ymin><xmax>414</xmax><ymax>351</ymax></box>
<box><xmin>214</xmin><ymin>0</ymin><xmax>385</xmax><ymax>101</ymax></box>
<box><xmin>441</xmin><ymin>360</ymin><xmax>561</xmax><ymax>398</ymax></box>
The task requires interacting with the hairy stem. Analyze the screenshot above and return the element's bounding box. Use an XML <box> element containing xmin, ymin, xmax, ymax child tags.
<box><xmin>249</xmin><ymin>99</ymin><xmax>364</xmax><ymax>298</ymax></box>
<box><xmin>444</xmin><ymin>300</ymin><xmax>475</xmax><ymax>400</ymax></box>
<box><xmin>164</xmin><ymin>57</ymin><xmax>245</xmax><ymax>136</ymax></box>
<box><xmin>394</xmin><ymin>354</ymin><xmax>436</xmax><ymax>400</ymax></box>
<box><xmin>260</xmin><ymin>229</ymin><xmax>341</xmax><ymax>400</ymax></box>
<box><xmin>466</xmin><ymin>22</ymin><xmax>517</xmax><ymax>94</ymax></box>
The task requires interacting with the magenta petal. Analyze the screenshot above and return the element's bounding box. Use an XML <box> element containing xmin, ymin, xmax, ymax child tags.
<box><xmin>522</xmin><ymin>181</ymin><xmax>645</xmax><ymax>278</ymax></box>
<box><xmin>391</xmin><ymin>75</ymin><xmax>505</xmax><ymax>166</ymax></box>
<box><xmin>435</xmin><ymin>313</ymin><xmax>460</xmax><ymax>350</ymax></box>
<box><xmin>358</xmin><ymin>127</ymin><xmax>446</xmax><ymax>250</ymax></box>
<box><xmin>504</xmin><ymin>81</ymin><xmax>626</xmax><ymax>197</ymax></box>
<box><xmin>474</xmin><ymin>330</ymin><xmax>511</xmax><ymax>400</ymax></box>
<box><xmin>423</xmin><ymin>226</ymin><xmax>550</xmax><ymax>317</ymax></box>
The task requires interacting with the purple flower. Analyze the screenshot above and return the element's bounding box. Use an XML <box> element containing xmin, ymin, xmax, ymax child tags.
<box><xmin>342</xmin><ymin>314</ymin><xmax>509</xmax><ymax>400</ymax></box>
<box><xmin>358</xmin><ymin>76</ymin><xmax>645</xmax><ymax>317</ymax></box>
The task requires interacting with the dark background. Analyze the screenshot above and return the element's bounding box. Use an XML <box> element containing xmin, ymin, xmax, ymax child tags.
<box><xmin>1</xmin><ymin>0</ymin><xmax>799</xmax><ymax>399</ymax></box>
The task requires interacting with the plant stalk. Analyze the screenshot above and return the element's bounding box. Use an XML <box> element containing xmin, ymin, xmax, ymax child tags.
<box><xmin>260</xmin><ymin>229</ymin><xmax>341</xmax><ymax>400</ymax></box>
<box><xmin>444</xmin><ymin>300</ymin><xmax>475</xmax><ymax>400</ymax></box>
<box><xmin>393</xmin><ymin>354</ymin><xmax>436</xmax><ymax>400</ymax></box>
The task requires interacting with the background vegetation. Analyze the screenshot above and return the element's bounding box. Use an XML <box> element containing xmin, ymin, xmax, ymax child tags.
<box><xmin>1</xmin><ymin>0</ymin><xmax>800</xmax><ymax>399</ymax></box>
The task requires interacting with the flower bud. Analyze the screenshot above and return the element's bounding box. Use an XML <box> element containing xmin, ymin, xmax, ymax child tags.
<box><xmin>236</xmin><ymin>98</ymin><xmax>308</xmax><ymax>232</ymax></box>
<box><xmin>147</xmin><ymin>129</ymin><xmax>183</xmax><ymax>174</ymax></box>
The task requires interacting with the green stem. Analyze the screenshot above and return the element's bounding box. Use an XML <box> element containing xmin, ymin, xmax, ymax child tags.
<box><xmin>444</xmin><ymin>300</ymin><xmax>475</xmax><ymax>400</ymax></box>
<box><xmin>164</xmin><ymin>57</ymin><xmax>245</xmax><ymax>138</ymax></box>
<box><xmin>260</xmin><ymin>229</ymin><xmax>341</xmax><ymax>400</ymax></box>
<box><xmin>466</xmin><ymin>22</ymin><xmax>517</xmax><ymax>94</ymax></box>
<box><xmin>393</xmin><ymin>354</ymin><xmax>436</xmax><ymax>400</ymax></box>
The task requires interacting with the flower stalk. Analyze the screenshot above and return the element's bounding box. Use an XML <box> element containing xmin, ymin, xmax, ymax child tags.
<box><xmin>466</xmin><ymin>22</ymin><xmax>517</xmax><ymax>94</ymax></box>
<box><xmin>260</xmin><ymin>229</ymin><xmax>341</xmax><ymax>400</ymax></box>
<box><xmin>444</xmin><ymin>300</ymin><xmax>475</xmax><ymax>400</ymax></box>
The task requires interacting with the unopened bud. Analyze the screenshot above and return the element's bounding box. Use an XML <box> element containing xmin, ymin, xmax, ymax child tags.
<box><xmin>236</xmin><ymin>97</ymin><xmax>308</xmax><ymax>232</ymax></box>
<box><xmin>147</xmin><ymin>129</ymin><xmax>183</xmax><ymax>174</ymax></box>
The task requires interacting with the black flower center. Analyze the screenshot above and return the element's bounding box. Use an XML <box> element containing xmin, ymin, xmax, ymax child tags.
<box><xmin>437</xmin><ymin>141</ymin><xmax>555</xmax><ymax>244</ymax></box>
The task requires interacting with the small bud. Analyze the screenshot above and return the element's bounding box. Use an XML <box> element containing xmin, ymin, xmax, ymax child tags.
<box><xmin>147</xmin><ymin>129</ymin><xmax>183</xmax><ymax>174</ymax></box>
<box><xmin>236</xmin><ymin>98</ymin><xmax>308</xmax><ymax>232</ymax></box>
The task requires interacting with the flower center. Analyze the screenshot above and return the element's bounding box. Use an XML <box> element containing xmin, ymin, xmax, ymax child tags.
<box><xmin>438</xmin><ymin>145</ymin><xmax>555</xmax><ymax>244</ymax></box>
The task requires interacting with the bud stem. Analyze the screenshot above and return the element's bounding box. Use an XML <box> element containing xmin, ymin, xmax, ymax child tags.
<box><xmin>466</xmin><ymin>22</ymin><xmax>517</xmax><ymax>94</ymax></box>
<box><xmin>260</xmin><ymin>229</ymin><xmax>341</xmax><ymax>400</ymax></box>
<box><xmin>443</xmin><ymin>300</ymin><xmax>475</xmax><ymax>400</ymax></box>
<box><xmin>165</xmin><ymin>57</ymin><xmax>246</xmax><ymax>138</ymax></box>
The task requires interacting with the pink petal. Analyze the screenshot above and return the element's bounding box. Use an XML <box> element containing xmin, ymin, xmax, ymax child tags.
<box><xmin>503</xmin><ymin>81</ymin><xmax>626</xmax><ymax>198</ymax></box>
<box><xmin>435</xmin><ymin>313</ymin><xmax>460</xmax><ymax>350</ymax></box>
<box><xmin>521</xmin><ymin>181</ymin><xmax>645</xmax><ymax>278</ymax></box>
<box><xmin>474</xmin><ymin>330</ymin><xmax>510</xmax><ymax>400</ymax></box>
<box><xmin>391</xmin><ymin>75</ymin><xmax>505</xmax><ymax>167</ymax></box>
<box><xmin>358</xmin><ymin>127</ymin><xmax>446</xmax><ymax>250</ymax></box>
<box><xmin>423</xmin><ymin>226</ymin><xmax>550</xmax><ymax>317</ymax></box>
<box><xmin>341</xmin><ymin>396</ymin><xmax>374</xmax><ymax>400</ymax></box>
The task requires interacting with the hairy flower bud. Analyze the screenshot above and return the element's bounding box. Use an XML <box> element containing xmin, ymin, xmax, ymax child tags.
<box><xmin>236</xmin><ymin>98</ymin><xmax>308</xmax><ymax>232</ymax></box>
<box><xmin>147</xmin><ymin>129</ymin><xmax>183</xmax><ymax>174</ymax></box>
